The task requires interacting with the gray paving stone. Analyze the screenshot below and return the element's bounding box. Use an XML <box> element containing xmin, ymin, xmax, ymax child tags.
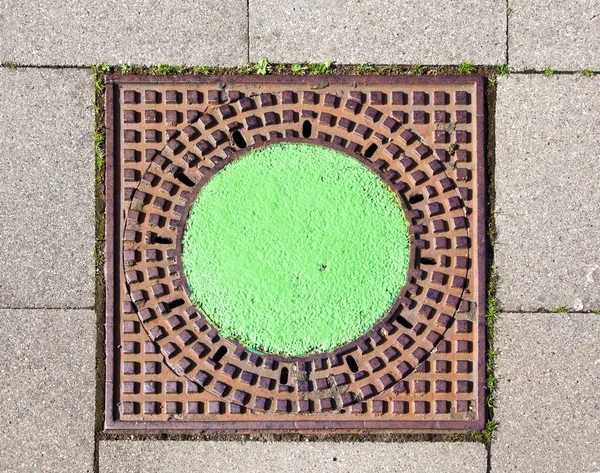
<box><xmin>0</xmin><ymin>0</ymin><xmax>247</xmax><ymax>66</ymax></box>
<box><xmin>0</xmin><ymin>309</ymin><xmax>96</xmax><ymax>473</ymax></box>
<box><xmin>495</xmin><ymin>75</ymin><xmax>600</xmax><ymax>311</ymax></box>
<box><xmin>492</xmin><ymin>313</ymin><xmax>600</xmax><ymax>473</ymax></box>
<box><xmin>0</xmin><ymin>68</ymin><xmax>95</xmax><ymax>308</ymax></box>
<box><xmin>508</xmin><ymin>0</ymin><xmax>600</xmax><ymax>71</ymax></box>
<box><xmin>100</xmin><ymin>440</ymin><xmax>486</xmax><ymax>473</ymax></box>
<box><xmin>250</xmin><ymin>0</ymin><xmax>506</xmax><ymax>65</ymax></box>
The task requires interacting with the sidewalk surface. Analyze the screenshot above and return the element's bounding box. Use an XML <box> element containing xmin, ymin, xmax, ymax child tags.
<box><xmin>0</xmin><ymin>1</ymin><xmax>598</xmax><ymax>472</ymax></box>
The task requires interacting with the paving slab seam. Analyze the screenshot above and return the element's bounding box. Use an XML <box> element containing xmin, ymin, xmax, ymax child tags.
<box><xmin>246</xmin><ymin>0</ymin><xmax>250</xmax><ymax>64</ymax></box>
<box><xmin>490</xmin><ymin>311</ymin><xmax>600</xmax><ymax>315</ymax></box>
<box><xmin>505</xmin><ymin>0</ymin><xmax>510</xmax><ymax>64</ymax></box>
<box><xmin>0</xmin><ymin>63</ymin><xmax>91</xmax><ymax>70</ymax></box>
<box><xmin>0</xmin><ymin>305</ymin><xmax>95</xmax><ymax>310</ymax></box>
<box><xmin>482</xmin><ymin>78</ymin><xmax>498</xmax><ymax>473</ymax></box>
<box><xmin>94</xmin><ymin>65</ymin><xmax>109</xmax><ymax>473</ymax></box>
<box><xmin>99</xmin><ymin>432</ymin><xmax>480</xmax><ymax>442</ymax></box>
<box><xmin>510</xmin><ymin>69</ymin><xmax>599</xmax><ymax>75</ymax></box>
<box><xmin>2</xmin><ymin>64</ymin><xmax>597</xmax><ymax>77</ymax></box>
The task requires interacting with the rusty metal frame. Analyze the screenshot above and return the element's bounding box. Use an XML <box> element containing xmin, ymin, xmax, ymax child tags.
<box><xmin>104</xmin><ymin>74</ymin><xmax>486</xmax><ymax>432</ymax></box>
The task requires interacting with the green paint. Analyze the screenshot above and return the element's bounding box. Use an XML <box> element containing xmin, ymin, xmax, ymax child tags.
<box><xmin>183</xmin><ymin>143</ymin><xmax>410</xmax><ymax>356</ymax></box>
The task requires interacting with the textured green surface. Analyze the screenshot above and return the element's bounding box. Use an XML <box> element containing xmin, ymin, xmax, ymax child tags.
<box><xmin>183</xmin><ymin>143</ymin><xmax>410</xmax><ymax>356</ymax></box>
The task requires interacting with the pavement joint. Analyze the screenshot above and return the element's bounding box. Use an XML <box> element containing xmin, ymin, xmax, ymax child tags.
<box><xmin>505</xmin><ymin>0</ymin><xmax>510</xmax><ymax>64</ymax></box>
<box><xmin>246</xmin><ymin>0</ymin><xmax>250</xmax><ymax>64</ymax></box>
<box><xmin>0</xmin><ymin>306</ymin><xmax>95</xmax><ymax>310</ymax></box>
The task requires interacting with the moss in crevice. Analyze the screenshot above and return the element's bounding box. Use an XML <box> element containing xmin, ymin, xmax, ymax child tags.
<box><xmin>96</xmin><ymin>61</ymin><xmax>506</xmax><ymax>80</ymax></box>
<box><xmin>91</xmin><ymin>64</ymin><xmax>107</xmax><ymax>473</ymax></box>
<box><xmin>475</xmin><ymin>76</ymin><xmax>499</xmax><ymax>447</ymax></box>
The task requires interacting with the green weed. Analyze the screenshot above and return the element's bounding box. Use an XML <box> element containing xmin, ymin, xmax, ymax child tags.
<box><xmin>93</xmin><ymin>245</ymin><xmax>105</xmax><ymax>267</ymax></box>
<box><xmin>488</xmin><ymin>226</ymin><xmax>497</xmax><ymax>246</ymax></box>
<box><xmin>154</xmin><ymin>64</ymin><xmax>187</xmax><ymax>75</ymax></box>
<box><xmin>308</xmin><ymin>61</ymin><xmax>335</xmax><ymax>75</ymax></box>
<box><xmin>554</xmin><ymin>306</ymin><xmax>568</xmax><ymax>313</ymax></box>
<box><xmin>292</xmin><ymin>63</ymin><xmax>308</xmax><ymax>75</ymax></box>
<box><xmin>497</xmin><ymin>64</ymin><xmax>509</xmax><ymax>76</ymax></box>
<box><xmin>356</xmin><ymin>63</ymin><xmax>378</xmax><ymax>74</ymax></box>
<box><xmin>93</xmin><ymin>75</ymin><xmax>104</xmax><ymax>92</ymax></box>
<box><xmin>487</xmin><ymin>268</ymin><xmax>499</xmax><ymax>330</ymax></box>
<box><xmin>92</xmin><ymin>64</ymin><xmax>111</xmax><ymax>91</ymax></box>
<box><xmin>483</xmin><ymin>267</ymin><xmax>500</xmax><ymax>419</ymax></box>
<box><xmin>271</xmin><ymin>64</ymin><xmax>288</xmax><ymax>74</ymax></box>
<box><xmin>411</xmin><ymin>64</ymin><xmax>426</xmax><ymax>75</ymax></box>
<box><xmin>544</xmin><ymin>68</ymin><xmax>557</xmax><ymax>77</ymax></box>
<box><xmin>254</xmin><ymin>58</ymin><xmax>271</xmax><ymax>75</ymax></box>
<box><xmin>96</xmin><ymin>214</ymin><xmax>105</xmax><ymax>241</ymax></box>
<box><xmin>458</xmin><ymin>62</ymin><xmax>476</xmax><ymax>74</ymax></box>
<box><xmin>94</xmin><ymin>64</ymin><xmax>111</xmax><ymax>74</ymax></box>
<box><xmin>121</xmin><ymin>64</ymin><xmax>133</xmax><ymax>74</ymax></box>
<box><xmin>192</xmin><ymin>65</ymin><xmax>227</xmax><ymax>75</ymax></box>
<box><xmin>582</xmin><ymin>69</ymin><xmax>595</xmax><ymax>77</ymax></box>
<box><xmin>235</xmin><ymin>64</ymin><xmax>253</xmax><ymax>74</ymax></box>
<box><xmin>94</xmin><ymin>131</ymin><xmax>105</xmax><ymax>169</ymax></box>
<box><xmin>486</xmin><ymin>348</ymin><xmax>498</xmax><ymax>376</ymax></box>
<box><xmin>193</xmin><ymin>65</ymin><xmax>212</xmax><ymax>75</ymax></box>
<box><xmin>486</xmin><ymin>376</ymin><xmax>497</xmax><ymax>392</ymax></box>
<box><xmin>474</xmin><ymin>420</ymin><xmax>498</xmax><ymax>444</ymax></box>
<box><xmin>447</xmin><ymin>143</ymin><xmax>459</xmax><ymax>156</ymax></box>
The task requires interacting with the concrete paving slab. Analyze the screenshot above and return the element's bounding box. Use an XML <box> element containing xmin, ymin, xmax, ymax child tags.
<box><xmin>0</xmin><ymin>68</ymin><xmax>95</xmax><ymax>308</ymax></box>
<box><xmin>495</xmin><ymin>75</ymin><xmax>600</xmax><ymax>311</ymax></box>
<box><xmin>508</xmin><ymin>0</ymin><xmax>600</xmax><ymax>71</ymax></box>
<box><xmin>0</xmin><ymin>309</ymin><xmax>96</xmax><ymax>473</ymax></box>
<box><xmin>492</xmin><ymin>313</ymin><xmax>600</xmax><ymax>473</ymax></box>
<box><xmin>100</xmin><ymin>440</ymin><xmax>487</xmax><ymax>473</ymax></box>
<box><xmin>250</xmin><ymin>0</ymin><xmax>506</xmax><ymax>65</ymax></box>
<box><xmin>0</xmin><ymin>0</ymin><xmax>248</xmax><ymax>67</ymax></box>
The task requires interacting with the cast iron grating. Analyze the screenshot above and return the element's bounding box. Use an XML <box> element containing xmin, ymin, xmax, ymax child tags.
<box><xmin>105</xmin><ymin>74</ymin><xmax>486</xmax><ymax>431</ymax></box>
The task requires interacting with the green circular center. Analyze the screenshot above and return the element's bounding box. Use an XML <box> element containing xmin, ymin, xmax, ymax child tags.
<box><xmin>182</xmin><ymin>143</ymin><xmax>410</xmax><ymax>357</ymax></box>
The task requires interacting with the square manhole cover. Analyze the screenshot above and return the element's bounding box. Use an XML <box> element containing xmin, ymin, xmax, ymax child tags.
<box><xmin>104</xmin><ymin>74</ymin><xmax>486</xmax><ymax>432</ymax></box>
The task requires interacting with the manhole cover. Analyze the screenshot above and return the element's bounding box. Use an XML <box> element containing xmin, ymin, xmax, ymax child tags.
<box><xmin>104</xmin><ymin>74</ymin><xmax>486</xmax><ymax>432</ymax></box>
